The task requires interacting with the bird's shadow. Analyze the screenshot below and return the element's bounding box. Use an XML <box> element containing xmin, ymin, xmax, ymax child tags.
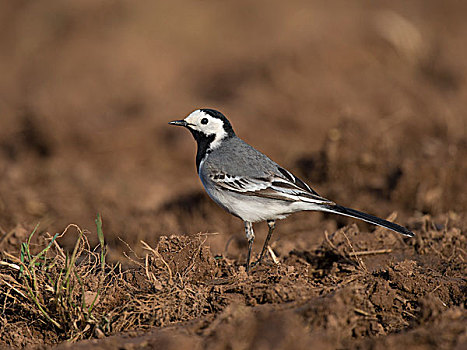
<box><xmin>288</xmin><ymin>247</ymin><xmax>361</xmax><ymax>274</ymax></box>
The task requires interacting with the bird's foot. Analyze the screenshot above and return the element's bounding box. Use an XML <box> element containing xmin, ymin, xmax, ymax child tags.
<box><xmin>245</xmin><ymin>255</ymin><xmax>263</xmax><ymax>273</ymax></box>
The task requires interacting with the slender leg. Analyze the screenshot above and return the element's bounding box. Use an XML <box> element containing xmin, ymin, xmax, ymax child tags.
<box><xmin>244</xmin><ymin>221</ymin><xmax>255</xmax><ymax>273</ymax></box>
<box><xmin>255</xmin><ymin>220</ymin><xmax>276</xmax><ymax>265</ymax></box>
<box><xmin>246</xmin><ymin>239</ymin><xmax>253</xmax><ymax>274</ymax></box>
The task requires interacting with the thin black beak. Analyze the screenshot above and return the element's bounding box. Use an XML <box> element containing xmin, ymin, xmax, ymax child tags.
<box><xmin>168</xmin><ymin>120</ymin><xmax>188</xmax><ymax>127</ymax></box>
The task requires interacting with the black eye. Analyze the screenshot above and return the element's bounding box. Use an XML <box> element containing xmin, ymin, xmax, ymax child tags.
<box><xmin>201</xmin><ymin>118</ymin><xmax>209</xmax><ymax>125</ymax></box>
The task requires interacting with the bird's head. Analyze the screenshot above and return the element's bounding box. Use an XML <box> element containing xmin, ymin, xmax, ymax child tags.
<box><xmin>169</xmin><ymin>109</ymin><xmax>235</xmax><ymax>149</ymax></box>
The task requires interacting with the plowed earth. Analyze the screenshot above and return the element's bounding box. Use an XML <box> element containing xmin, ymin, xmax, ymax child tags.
<box><xmin>0</xmin><ymin>0</ymin><xmax>466</xmax><ymax>349</ymax></box>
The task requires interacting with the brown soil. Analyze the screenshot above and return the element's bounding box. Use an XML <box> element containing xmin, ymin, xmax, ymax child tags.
<box><xmin>0</xmin><ymin>0</ymin><xmax>466</xmax><ymax>349</ymax></box>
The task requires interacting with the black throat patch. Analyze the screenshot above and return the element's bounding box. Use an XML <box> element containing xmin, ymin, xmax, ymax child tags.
<box><xmin>188</xmin><ymin>128</ymin><xmax>216</xmax><ymax>172</ymax></box>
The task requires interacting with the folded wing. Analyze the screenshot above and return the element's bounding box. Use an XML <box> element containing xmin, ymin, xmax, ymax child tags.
<box><xmin>208</xmin><ymin>166</ymin><xmax>334</xmax><ymax>205</ymax></box>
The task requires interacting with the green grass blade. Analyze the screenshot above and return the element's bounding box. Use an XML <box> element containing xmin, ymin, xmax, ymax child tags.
<box><xmin>95</xmin><ymin>214</ymin><xmax>106</xmax><ymax>273</ymax></box>
<box><xmin>29</xmin><ymin>232</ymin><xmax>60</xmax><ymax>268</ymax></box>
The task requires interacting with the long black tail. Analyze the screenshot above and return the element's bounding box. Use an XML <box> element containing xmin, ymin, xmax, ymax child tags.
<box><xmin>320</xmin><ymin>204</ymin><xmax>414</xmax><ymax>237</ymax></box>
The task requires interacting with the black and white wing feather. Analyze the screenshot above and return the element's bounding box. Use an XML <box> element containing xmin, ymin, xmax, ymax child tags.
<box><xmin>208</xmin><ymin>166</ymin><xmax>335</xmax><ymax>205</ymax></box>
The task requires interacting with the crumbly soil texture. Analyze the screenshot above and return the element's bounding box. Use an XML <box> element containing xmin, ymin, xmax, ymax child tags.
<box><xmin>0</xmin><ymin>0</ymin><xmax>466</xmax><ymax>349</ymax></box>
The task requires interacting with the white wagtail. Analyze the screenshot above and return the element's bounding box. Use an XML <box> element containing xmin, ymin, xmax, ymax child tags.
<box><xmin>169</xmin><ymin>109</ymin><xmax>414</xmax><ymax>272</ymax></box>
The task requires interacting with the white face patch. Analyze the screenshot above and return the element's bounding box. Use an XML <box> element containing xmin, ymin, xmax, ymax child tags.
<box><xmin>184</xmin><ymin>110</ymin><xmax>227</xmax><ymax>149</ymax></box>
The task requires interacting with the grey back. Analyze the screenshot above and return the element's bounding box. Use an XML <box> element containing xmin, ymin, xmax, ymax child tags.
<box><xmin>203</xmin><ymin>136</ymin><xmax>280</xmax><ymax>177</ymax></box>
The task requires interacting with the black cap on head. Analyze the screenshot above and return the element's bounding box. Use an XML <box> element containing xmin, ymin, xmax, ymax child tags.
<box><xmin>200</xmin><ymin>108</ymin><xmax>235</xmax><ymax>137</ymax></box>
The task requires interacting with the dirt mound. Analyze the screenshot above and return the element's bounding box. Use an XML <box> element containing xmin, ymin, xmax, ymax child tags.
<box><xmin>2</xmin><ymin>219</ymin><xmax>465</xmax><ymax>349</ymax></box>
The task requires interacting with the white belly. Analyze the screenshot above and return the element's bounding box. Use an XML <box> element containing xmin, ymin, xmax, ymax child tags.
<box><xmin>199</xmin><ymin>171</ymin><xmax>319</xmax><ymax>222</ymax></box>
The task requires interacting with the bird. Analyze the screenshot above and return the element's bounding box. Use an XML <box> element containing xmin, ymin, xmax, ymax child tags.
<box><xmin>169</xmin><ymin>109</ymin><xmax>414</xmax><ymax>272</ymax></box>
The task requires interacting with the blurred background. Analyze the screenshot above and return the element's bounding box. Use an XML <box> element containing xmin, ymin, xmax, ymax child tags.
<box><xmin>1</xmin><ymin>0</ymin><xmax>466</xmax><ymax>260</ymax></box>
